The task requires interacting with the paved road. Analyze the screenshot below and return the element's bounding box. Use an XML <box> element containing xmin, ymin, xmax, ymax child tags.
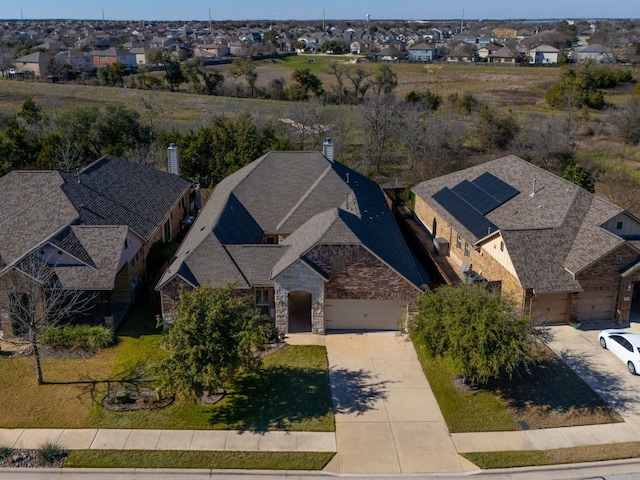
<box><xmin>2</xmin><ymin>462</ymin><xmax>640</xmax><ymax>479</ymax></box>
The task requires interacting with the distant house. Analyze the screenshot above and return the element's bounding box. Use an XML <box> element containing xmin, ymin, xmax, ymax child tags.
<box><xmin>0</xmin><ymin>156</ymin><xmax>192</xmax><ymax>337</ymax></box>
<box><xmin>574</xmin><ymin>44</ymin><xmax>615</xmax><ymax>64</ymax></box>
<box><xmin>54</xmin><ymin>50</ymin><xmax>94</xmax><ymax>71</ymax></box>
<box><xmin>444</xmin><ymin>42</ymin><xmax>476</xmax><ymax>63</ymax></box>
<box><xmin>90</xmin><ymin>48</ymin><xmax>137</xmax><ymax>69</ymax></box>
<box><xmin>350</xmin><ymin>41</ymin><xmax>361</xmax><ymax>54</ymax></box>
<box><xmin>14</xmin><ymin>52</ymin><xmax>53</xmax><ymax>77</ymax></box>
<box><xmin>489</xmin><ymin>46</ymin><xmax>520</xmax><ymax>64</ymax></box>
<box><xmin>408</xmin><ymin>42</ymin><xmax>438</xmax><ymax>62</ymax></box>
<box><xmin>129</xmin><ymin>47</ymin><xmax>148</xmax><ymax>66</ymax></box>
<box><xmin>528</xmin><ymin>45</ymin><xmax>560</xmax><ymax>64</ymax></box>
<box><xmin>454</xmin><ymin>35</ymin><xmax>478</xmax><ymax>45</ymax></box>
<box><xmin>477</xmin><ymin>43</ymin><xmax>500</xmax><ymax>61</ymax></box>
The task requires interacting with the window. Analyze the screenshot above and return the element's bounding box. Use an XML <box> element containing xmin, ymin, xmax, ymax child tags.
<box><xmin>456</xmin><ymin>234</ymin><xmax>462</xmax><ymax>249</ymax></box>
<box><xmin>464</xmin><ymin>242</ymin><xmax>471</xmax><ymax>258</ymax></box>
<box><xmin>500</xmin><ymin>241</ymin><xmax>504</xmax><ymax>252</ymax></box>
<box><xmin>332</xmin><ymin>257</ymin><xmax>345</xmax><ymax>273</ymax></box>
<box><xmin>615</xmin><ymin>253</ymin><xmax>623</xmax><ymax>265</ymax></box>
<box><xmin>255</xmin><ymin>288</ymin><xmax>270</xmax><ymax>316</ymax></box>
<box><xmin>124</xmin><ymin>238</ymin><xmax>128</xmax><ymax>249</ymax></box>
<box><xmin>617</xmin><ymin>221</ymin><xmax>624</xmax><ymax>230</ymax></box>
<box><xmin>263</xmin><ymin>234</ymin><xmax>278</xmax><ymax>244</ymax></box>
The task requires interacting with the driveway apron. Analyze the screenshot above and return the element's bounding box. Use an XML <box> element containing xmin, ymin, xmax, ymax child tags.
<box><xmin>324</xmin><ymin>331</ymin><xmax>477</xmax><ymax>474</ymax></box>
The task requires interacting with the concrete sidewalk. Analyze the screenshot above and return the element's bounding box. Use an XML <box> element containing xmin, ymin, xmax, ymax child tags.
<box><xmin>0</xmin><ymin>428</ymin><xmax>336</xmax><ymax>452</ymax></box>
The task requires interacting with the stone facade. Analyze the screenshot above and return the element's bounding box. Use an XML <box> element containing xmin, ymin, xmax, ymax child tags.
<box><xmin>274</xmin><ymin>261</ymin><xmax>325</xmax><ymax>334</ymax></box>
<box><xmin>159</xmin><ymin>275</ymin><xmax>194</xmax><ymax>327</ymax></box>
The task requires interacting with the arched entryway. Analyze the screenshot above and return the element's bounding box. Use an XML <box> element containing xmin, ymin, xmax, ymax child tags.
<box><xmin>288</xmin><ymin>291</ymin><xmax>312</xmax><ymax>333</ymax></box>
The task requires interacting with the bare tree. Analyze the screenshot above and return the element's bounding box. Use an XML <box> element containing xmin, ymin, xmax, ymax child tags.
<box><xmin>324</xmin><ymin>61</ymin><xmax>347</xmax><ymax>104</ymax></box>
<box><xmin>359</xmin><ymin>94</ymin><xmax>399</xmax><ymax>173</ymax></box>
<box><xmin>0</xmin><ymin>255</ymin><xmax>95</xmax><ymax>385</ymax></box>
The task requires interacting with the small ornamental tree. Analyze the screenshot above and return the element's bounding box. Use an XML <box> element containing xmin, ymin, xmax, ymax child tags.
<box><xmin>410</xmin><ymin>284</ymin><xmax>549</xmax><ymax>385</ymax></box>
<box><xmin>157</xmin><ymin>284</ymin><xmax>276</xmax><ymax>401</ymax></box>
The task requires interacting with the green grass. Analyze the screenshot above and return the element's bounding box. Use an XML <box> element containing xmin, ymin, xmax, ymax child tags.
<box><xmin>412</xmin><ymin>340</ymin><xmax>517</xmax><ymax>432</ymax></box>
<box><xmin>464</xmin><ymin>442</ymin><xmax>640</xmax><ymax>469</ymax></box>
<box><xmin>464</xmin><ymin>450</ymin><xmax>549</xmax><ymax>469</ymax></box>
<box><xmin>0</xmin><ymin>297</ymin><xmax>333</xmax><ymax>432</ymax></box>
<box><xmin>64</xmin><ymin>450</ymin><xmax>334</xmax><ymax>470</ymax></box>
<box><xmin>413</xmin><ymin>336</ymin><xmax>621</xmax><ymax>433</ymax></box>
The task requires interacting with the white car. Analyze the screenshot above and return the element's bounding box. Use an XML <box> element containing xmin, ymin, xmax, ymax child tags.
<box><xmin>599</xmin><ymin>329</ymin><xmax>640</xmax><ymax>375</ymax></box>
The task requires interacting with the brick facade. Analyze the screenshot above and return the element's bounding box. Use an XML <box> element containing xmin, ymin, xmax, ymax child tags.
<box><xmin>307</xmin><ymin>244</ymin><xmax>419</xmax><ymax>302</ymax></box>
<box><xmin>577</xmin><ymin>244</ymin><xmax>640</xmax><ymax>322</ymax></box>
<box><xmin>414</xmin><ymin>196</ymin><xmax>524</xmax><ymax>302</ymax></box>
<box><xmin>414</xmin><ymin>196</ymin><xmax>640</xmax><ymax>324</ymax></box>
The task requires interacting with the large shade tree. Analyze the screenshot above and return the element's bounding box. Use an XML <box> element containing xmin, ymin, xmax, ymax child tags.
<box><xmin>410</xmin><ymin>284</ymin><xmax>549</xmax><ymax>385</ymax></box>
<box><xmin>157</xmin><ymin>285</ymin><xmax>276</xmax><ymax>402</ymax></box>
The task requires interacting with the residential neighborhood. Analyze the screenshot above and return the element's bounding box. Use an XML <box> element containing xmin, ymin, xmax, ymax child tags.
<box><xmin>0</xmin><ymin>17</ymin><xmax>638</xmax><ymax>81</ymax></box>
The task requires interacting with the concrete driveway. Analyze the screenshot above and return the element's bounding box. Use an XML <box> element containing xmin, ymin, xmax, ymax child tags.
<box><xmin>323</xmin><ymin>331</ymin><xmax>477</xmax><ymax>474</ymax></box>
<box><xmin>548</xmin><ymin>322</ymin><xmax>640</xmax><ymax>435</ymax></box>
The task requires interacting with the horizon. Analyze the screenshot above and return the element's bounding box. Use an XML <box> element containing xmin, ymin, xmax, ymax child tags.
<box><xmin>1</xmin><ymin>0</ymin><xmax>638</xmax><ymax>23</ymax></box>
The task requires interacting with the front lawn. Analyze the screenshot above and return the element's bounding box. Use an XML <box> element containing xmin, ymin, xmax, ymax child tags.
<box><xmin>464</xmin><ymin>442</ymin><xmax>640</xmax><ymax>469</ymax></box>
<box><xmin>1</xmin><ymin>300</ymin><xmax>334</xmax><ymax>432</ymax></box>
<box><xmin>413</xmin><ymin>337</ymin><xmax>621</xmax><ymax>433</ymax></box>
<box><xmin>65</xmin><ymin>450</ymin><xmax>335</xmax><ymax>470</ymax></box>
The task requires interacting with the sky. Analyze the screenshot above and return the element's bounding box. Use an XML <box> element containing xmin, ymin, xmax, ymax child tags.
<box><xmin>0</xmin><ymin>0</ymin><xmax>638</xmax><ymax>22</ymax></box>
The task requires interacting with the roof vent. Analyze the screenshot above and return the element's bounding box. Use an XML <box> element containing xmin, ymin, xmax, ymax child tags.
<box><xmin>167</xmin><ymin>143</ymin><xmax>180</xmax><ymax>176</ymax></box>
<box><xmin>530</xmin><ymin>178</ymin><xmax>536</xmax><ymax>197</ymax></box>
<box><xmin>322</xmin><ymin>138</ymin><xmax>334</xmax><ymax>161</ymax></box>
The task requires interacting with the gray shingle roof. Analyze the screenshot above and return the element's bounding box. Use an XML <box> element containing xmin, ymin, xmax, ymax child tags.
<box><xmin>62</xmin><ymin>155</ymin><xmax>191</xmax><ymax>242</ymax></box>
<box><xmin>54</xmin><ymin>226</ymin><xmax>128</xmax><ymax>290</ymax></box>
<box><xmin>413</xmin><ymin>155</ymin><xmax>634</xmax><ymax>294</ymax></box>
<box><xmin>158</xmin><ymin>151</ymin><xmax>428</xmax><ymax>291</ymax></box>
<box><xmin>1</xmin><ymin>156</ymin><xmax>191</xmax><ymax>290</ymax></box>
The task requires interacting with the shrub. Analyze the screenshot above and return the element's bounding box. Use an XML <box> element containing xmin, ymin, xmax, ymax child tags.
<box><xmin>36</xmin><ymin>442</ymin><xmax>62</xmax><ymax>465</ymax></box>
<box><xmin>40</xmin><ymin>325</ymin><xmax>116</xmax><ymax>349</ymax></box>
<box><xmin>0</xmin><ymin>446</ymin><xmax>10</xmax><ymax>458</ymax></box>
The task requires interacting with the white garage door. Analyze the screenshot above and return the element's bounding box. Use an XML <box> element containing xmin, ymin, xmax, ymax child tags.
<box><xmin>576</xmin><ymin>290</ymin><xmax>617</xmax><ymax>321</ymax></box>
<box><xmin>325</xmin><ymin>299</ymin><xmax>407</xmax><ymax>331</ymax></box>
<box><xmin>531</xmin><ymin>293</ymin><xmax>570</xmax><ymax>324</ymax></box>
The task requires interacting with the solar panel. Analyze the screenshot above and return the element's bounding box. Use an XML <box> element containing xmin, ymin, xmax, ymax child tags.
<box><xmin>432</xmin><ymin>188</ymin><xmax>497</xmax><ymax>240</ymax></box>
<box><xmin>472</xmin><ymin>172</ymin><xmax>519</xmax><ymax>204</ymax></box>
<box><xmin>451</xmin><ymin>180</ymin><xmax>500</xmax><ymax>215</ymax></box>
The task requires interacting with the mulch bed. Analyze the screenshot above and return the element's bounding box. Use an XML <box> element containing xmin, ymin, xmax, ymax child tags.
<box><xmin>0</xmin><ymin>449</ymin><xmax>68</xmax><ymax>468</ymax></box>
<box><xmin>102</xmin><ymin>388</ymin><xmax>174</xmax><ymax>412</ymax></box>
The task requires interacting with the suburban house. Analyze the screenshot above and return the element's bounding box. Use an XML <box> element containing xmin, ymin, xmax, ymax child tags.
<box><xmin>157</xmin><ymin>149</ymin><xmax>428</xmax><ymax>334</ymax></box>
<box><xmin>573</xmin><ymin>44</ymin><xmax>615</xmax><ymax>63</ymax></box>
<box><xmin>0</xmin><ymin>156</ymin><xmax>191</xmax><ymax>338</ymax></box>
<box><xmin>90</xmin><ymin>48</ymin><xmax>138</xmax><ymax>69</ymax></box>
<box><xmin>489</xmin><ymin>46</ymin><xmax>521</xmax><ymax>64</ymax></box>
<box><xmin>408</xmin><ymin>43</ymin><xmax>438</xmax><ymax>62</ymax></box>
<box><xmin>528</xmin><ymin>45</ymin><xmax>560</xmax><ymax>64</ymax></box>
<box><xmin>14</xmin><ymin>51</ymin><xmax>53</xmax><ymax>77</ymax></box>
<box><xmin>412</xmin><ymin>155</ymin><xmax>640</xmax><ymax>325</ymax></box>
<box><xmin>477</xmin><ymin>43</ymin><xmax>501</xmax><ymax>61</ymax></box>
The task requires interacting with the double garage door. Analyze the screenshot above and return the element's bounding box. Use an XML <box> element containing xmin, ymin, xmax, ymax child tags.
<box><xmin>325</xmin><ymin>299</ymin><xmax>407</xmax><ymax>331</ymax></box>
<box><xmin>531</xmin><ymin>290</ymin><xmax>617</xmax><ymax>324</ymax></box>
